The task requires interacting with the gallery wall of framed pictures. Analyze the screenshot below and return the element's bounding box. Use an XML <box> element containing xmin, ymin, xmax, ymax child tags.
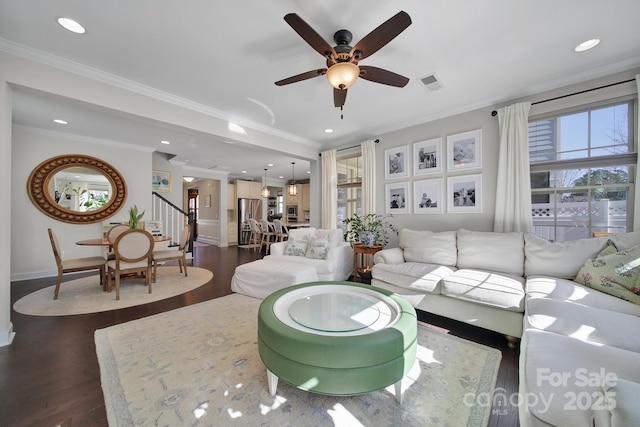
<box><xmin>383</xmin><ymin>129</ymin><xmax>483</xmax><ymax>215</ymax></box>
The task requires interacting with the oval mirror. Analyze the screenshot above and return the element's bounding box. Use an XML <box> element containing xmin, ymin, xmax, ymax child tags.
<box><xmin>27</xmin><ymin>154</ymin><xmax>127</xmax><ymax>224</ymax></box>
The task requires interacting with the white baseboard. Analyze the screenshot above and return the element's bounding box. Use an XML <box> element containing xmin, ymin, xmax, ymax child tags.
<box><xmin>0</xmin><ymin>322</ymin><xmax>15</xmax><ymax>347</ymax></box>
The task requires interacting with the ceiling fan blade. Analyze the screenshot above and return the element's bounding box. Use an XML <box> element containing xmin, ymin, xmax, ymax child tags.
<box><xmin>275</xmin><ymin>69</ymin><xmax>327</xmax><ymax>86</ymax></box>
<box><xmin>334</xmin><ymin>88</ymin><xmax>347</xmax><ymax>108</ymax></box>
<box><xmin>284</xmin><ymin>13</ymin><xmax>337</xmax><ymax>60</ymax></box>
<box><xmin>359</xmin><ymin>66</ymin><xmax>409</xmax><ymax>87</ymax></box>
<box><xmin>350</xmin><ymin>11</ymin><xmax>411</xmax><ymax>61</ymax></box>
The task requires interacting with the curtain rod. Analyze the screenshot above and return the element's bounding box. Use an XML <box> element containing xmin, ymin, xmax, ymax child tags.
<box><xmin>490</xmin><ymin>78</ymin><xmax>635</xmax><ymax>117</ymax></box>
<box><xmin>319</xmin><ymin>139</ymin><xmax>379</xmax><ymax>156</ymax></box>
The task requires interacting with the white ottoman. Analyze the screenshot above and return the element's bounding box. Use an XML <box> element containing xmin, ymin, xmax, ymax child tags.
<box><xmin>231</xmin><ymin>260</ymin><xmax>319</xmax><ymax>299</ymax></box>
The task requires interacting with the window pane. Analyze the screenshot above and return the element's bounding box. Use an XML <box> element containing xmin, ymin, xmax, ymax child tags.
<box><xmin>529</xmin><ymin>101</ymin><xmax>633</xmax><ymax>241</ymax></box>
<box><xmin>591</xmin><ymin>104</ymin><xmax>629</xmax><ymax>150</ymax></box>
<box><xmin>559</xmin><ymin>112</ymin><xmax>588</xmax><ymax>152</ymax></box>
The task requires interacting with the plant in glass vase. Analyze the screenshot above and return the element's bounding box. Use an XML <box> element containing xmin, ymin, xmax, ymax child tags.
<box><xmin>342</xmin><ymin>213</ymin><xmax>399</xmax><ymax>248</ymax></box>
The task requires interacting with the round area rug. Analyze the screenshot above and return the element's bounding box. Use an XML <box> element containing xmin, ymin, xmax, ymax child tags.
<box><xmin>13</xmin><ymin>266</ymin><xmax>213</xmax><ymax>316</ymax></box>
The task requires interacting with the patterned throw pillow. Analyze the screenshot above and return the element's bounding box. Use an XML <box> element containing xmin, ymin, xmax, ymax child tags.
<box><xmin>574</xmin><ymin>240</ymin><xmax>640</xmax><ymax>305</ymax></box>
<box><xmin>305</xmin><ymin>237</ymin><xmax>330</xmax><ymax>260</ymax></box>
<box><xmin>283</xmin><ymin>235</ymin><xmax>309</xmax><ymax>256</ymax></box>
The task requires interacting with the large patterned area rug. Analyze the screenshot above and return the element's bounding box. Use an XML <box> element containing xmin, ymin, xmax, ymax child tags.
<box><xmin>95</xmin><ymin>293</ymin><xmax>502</xmax><ymax>427</ymax></box>
<box><xmin>14</xmin><ymin>266</ymin><xmax>213</xmax><ymax>316</ymax></box>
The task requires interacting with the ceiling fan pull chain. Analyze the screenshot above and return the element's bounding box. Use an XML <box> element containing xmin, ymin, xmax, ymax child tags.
<box><xmin>341</xmin><ymin>105</ymin><xmax>344</xmax><ymax>120</ymax></box>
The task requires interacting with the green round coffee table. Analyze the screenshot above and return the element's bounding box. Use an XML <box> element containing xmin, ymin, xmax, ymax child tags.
<box><xmin>258</xmin><ymin>281</ymin><xmax>417</xmax><ymax>403</ymax></box>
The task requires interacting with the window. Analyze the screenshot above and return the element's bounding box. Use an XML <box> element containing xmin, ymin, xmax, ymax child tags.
<box><xmin>337</xmin><ymin>154</ymin><xmax>362</xmax><ymax>231</ymax></box>
<box><xmin>530</xmin><ymin>101</ymin><xmax>636</xmax><ymax>241</ymax></box>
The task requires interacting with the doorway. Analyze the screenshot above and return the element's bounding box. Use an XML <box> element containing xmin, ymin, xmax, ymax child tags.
<box><xmin>188</xmin><ymin>189</ymin><xmax>198</xmax><ymax>239</ymax></box>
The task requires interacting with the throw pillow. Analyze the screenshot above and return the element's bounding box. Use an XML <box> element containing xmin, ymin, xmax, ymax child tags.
<box><xmin>284</xmin><ymin>235</ymin><xmax>310</xmax><ymax>257</ymax></box>
<box><xmin>305</xmin><ymin>236</ymin><xmax>330</xmax><ymax>260</ymax></box>
<box><xmin>574</xmin><ymin>243</ymin><xmax>640</xmax><ymax>305</ymax></box>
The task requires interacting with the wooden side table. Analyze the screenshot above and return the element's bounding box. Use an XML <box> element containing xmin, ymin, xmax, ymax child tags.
<box><xmin>353</xmin><ymin>243</ymin><xmax>383</xmax><ymax>283</ymax></box>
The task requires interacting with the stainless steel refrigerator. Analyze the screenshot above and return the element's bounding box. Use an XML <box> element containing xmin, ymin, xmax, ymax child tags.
<box><xmin>238</xmin><ymin>198</ymin><xmax>262</xmax><ymax>245</ymax></box>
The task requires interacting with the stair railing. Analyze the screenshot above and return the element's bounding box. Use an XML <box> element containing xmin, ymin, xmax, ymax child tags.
<box><xmin>152</xmin><ymin>192</ymin><xmax>194</xmax><ymax>252</ymax></box>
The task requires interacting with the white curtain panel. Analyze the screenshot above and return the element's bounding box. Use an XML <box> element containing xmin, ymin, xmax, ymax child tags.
<box><xmin>321</xmin><ymin>148</ymin><xmax>337</xmax><ymax>229</ymax></box>
<box><xmin>361</xmin><ymin>140</ymin><xmax>376</xmax><ymax>216</ymax></box>
<box><xmin>494</xmin><ymin>102</ymin><xmax>533</xmax><ymax>232</ymax></box>
<box><xmin>634</xmin><ymin>74</ymin><xmax>640</xmax><ymax>231</ymax></box>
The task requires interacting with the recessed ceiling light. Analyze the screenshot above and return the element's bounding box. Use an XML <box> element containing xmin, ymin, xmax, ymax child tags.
<box><xmin>324</xmin><ymin>128</ymin><xmax>334</xmax><ymax>133</ymax></box>
<box><xmin>307</xmin><ymin>171</ymin><xmax>311</xmax><ymax>174</ymax></box>
<box><xmin>268</xmin><ymin>163</ymin><xmax>274</xmax><ymax>167</ymax></box>
<box><xmin>574</xmin><ymin>38</ymin><xmax>600</xmax><ymax>52</ymax></box>
<box><xmin>242</xmin><ymin>170</ymin><xmax>247</xmax><ymax>174</ymax></box>
<box><xmin>53</xmin><ymin>119</ymin><xmax>68</xmax><ymax>125</ymax></box>
<box><xmin>161</xmin><ymin>140</ymin><xmax>171</xmax><ymax>145</ymax></box>
<box><xmin>57</xmin><ymin>17</ymin><xmax>85</xmax><ymax>34</ymax></box>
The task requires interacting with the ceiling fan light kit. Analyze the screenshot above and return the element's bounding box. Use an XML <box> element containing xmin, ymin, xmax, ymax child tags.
<box><xmin>326</xmin><ymin>62</ymin><xmax>359</xmax><ymax>89</ymax></box>
<box><xmin>275</xmin><ymin>11</ymin><xmax>412</xmax><ymax>109</ymax></box>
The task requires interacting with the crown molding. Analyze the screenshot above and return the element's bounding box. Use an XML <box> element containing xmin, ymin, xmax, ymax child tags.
<box><xmin>13</xmin><ymin>124</ymin><xmax>156</xmax><ymax>152</ymax></box>
<box><xmin>0</xmin><ymin>38</ymin><xmax>320</xmax><ymax>149</ymax></box>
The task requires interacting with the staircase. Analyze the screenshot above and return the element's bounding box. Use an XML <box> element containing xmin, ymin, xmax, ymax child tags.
<box><xmin>152</xmin><ymin>192</ymin><xmax>194</xmax><ymax>253</ymax></box>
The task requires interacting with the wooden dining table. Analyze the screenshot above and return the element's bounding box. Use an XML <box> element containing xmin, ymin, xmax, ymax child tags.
<box><xmin>76</xmin><ymin>235</ymin><xmax>171</xmax><ymax>250</ymax></box>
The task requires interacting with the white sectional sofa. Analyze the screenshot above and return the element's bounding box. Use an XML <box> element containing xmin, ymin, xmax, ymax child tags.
<box><xmin>371</xmin><ymin>228</ymin><xmax>640</xmax><ymax>426</ymax></box>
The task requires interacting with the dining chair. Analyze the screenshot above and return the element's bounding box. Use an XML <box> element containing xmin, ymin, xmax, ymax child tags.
<box><xmin>107</xmin><ymin>229</ymin><xmax>155</xmax><ymax>300</ymax></box>
<box><xmin>152</xmin><ymin>225</ymin><xmax>191</xmax><ymax>282</ymax></box>
<box><xmin>106</xmin><ymin>224</ymin><xmax>129</xmax><ymax>260</ymax></box>
<box><xmin>48</xmin><ymin>228</ymin><xmax>107</xmax><ymax>300</ymax></box>
<box><xmin>273</xmin><ymin>219</ymin><xmax>289</xmax><ymax>242</ymax></box>
<box><xmin>260</xmin><ymin>219</ymin><xmax>277</xmax><ymax>253</ymax></box>
<box><xmin>247</xmin><ymin>218</ymin><xmax>262</xmax><ymax>252</ymax></box>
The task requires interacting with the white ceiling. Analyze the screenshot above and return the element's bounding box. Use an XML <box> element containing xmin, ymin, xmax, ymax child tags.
<box><xmin>2</xmin><ymin>0</ymin><xmax>640</xmax><ymax>182</ymax></box>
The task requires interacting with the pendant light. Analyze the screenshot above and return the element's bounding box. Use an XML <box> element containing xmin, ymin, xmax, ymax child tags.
<box><xmin>288</xmin><ymin>162</ymin><xmax>297</xmax><ymax>196</ymax></box>
<box><xmin>261</xmin><ymin>168</ymin><xmax>270</xmax><ymax>198</ymax></box>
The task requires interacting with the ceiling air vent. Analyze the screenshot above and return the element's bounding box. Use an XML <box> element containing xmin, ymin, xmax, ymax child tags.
<box><xmin>419</xmin><ymin>73</ymin><xmax>443</xmax><ymax>92</ymax></box>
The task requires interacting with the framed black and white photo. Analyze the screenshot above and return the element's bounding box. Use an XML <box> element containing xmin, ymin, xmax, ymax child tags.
<box><xmin>384</xmin><ymin>145</ymin><xmax>409</xmax><ymax>180</ymax></box>
<box><xmin>413</xmin><ymin>179</ymin><xmax>443</xmax><ymax>214</ymax></box>
<box><xmin>413</xmin><ymin>138</ymin><xmax>442</xmax><ymax>175</ymax></box>
<box><xmin>447</xmin><ymin>174</ymin><xmax>482</xmax><ymax>213</ymax></box>
<box><xmin>385</xmin><ymin>182</ymin><xmax>410</xmax><ymax>214</ymax></box>
<box><xmin>447</xmin><ymin>129</ymin><xmax>482</xmax><ymax>171</ymax></box>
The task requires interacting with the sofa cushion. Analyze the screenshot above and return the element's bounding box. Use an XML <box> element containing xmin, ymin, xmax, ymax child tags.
<box><xmin>283</xmin><ymin>235</ymin><xmax>310</xmax><ymax>256</ymax></box>
<box><xmin>371</xmin><ymin>262</ymin><xmax>455</xmax><ymax>293</ymax></box>
<box><xmin>610</xmin><ymin>230</ymin><xmax>640</xmax><ymax>251</ymax></box>
<box><xmin>521</xmin><ymin>329</ymin><xmax>640</xmax><ymax>427</ymax></box>
<box><xmin>305</xmin><ymin>236</ymin><xmax>330</xmax><ymax>260</ymax></box>
<box><xmin>592</xmin><ymin>378</ymin><xmax>640</xmax><ymax>427</ymax></box>
<box><xmin>288</xmin><ymin>227</ymin><xmax>316</xmax><ymax>240</ymax></box>
<box><xmin>526</xmin><ymin>276</ymin><xmax>640</xmax><ymax>316</ymax></box>
<box><xmin>526</xmin><ymin>298</ymin><xmax>640</xmax><ymax>352</ymax></box>
<box><xmin>524</xmin><ymin>233</ymin><xmax>609</xmax><ymax>278</ymax></box>
<box><xmin>400</xmin><ymin>229</ymin><xmax>458</xmax><ymax>266</ymax></box>
<box><xmin>456</xmin><ymin>229</ymin><xmax>524</xmax><ymax>276</ymax></box>
<box><xmin>574</xmin><ymin>244</ymin><xmax>640</xmax><ymax>305</ymax></box>
<box><xmin>314</xmin><ymin>228</ymin><xmax>343</xmax><ymax>248</ymax></box>
<box><xmin>441</xmin><ymin>268</ymin><xmax>525</xmax><ymax>312</ymax></box>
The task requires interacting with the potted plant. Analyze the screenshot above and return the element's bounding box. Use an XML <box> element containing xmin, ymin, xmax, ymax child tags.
<box><xmin>129</xmin><ymin>205</ymin><xmax>145</xmax><ymax>229</ymax></box>
<box><xmin>342</xmin><ymin>213</ymin><xmax>399</xmax><ymax>248</ymax></box>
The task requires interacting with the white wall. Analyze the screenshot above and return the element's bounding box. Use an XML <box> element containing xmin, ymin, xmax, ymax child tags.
<box><xmin>353</xmin><ymin>68</ymin><xmax>640</xmax><ymax>248</ymax></box>
<box><xmin>370</xmin><ymin>107</ymin><xmax>498</xmax><ymax>247</ymax></box>
<box><xmin>11</xmin><ymin>127</ymin><xmax>152</xmax><ymax>281</ymax></box>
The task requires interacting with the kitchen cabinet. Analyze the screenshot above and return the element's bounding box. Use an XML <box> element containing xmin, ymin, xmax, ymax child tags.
<box><xmin>236</xmin><ymin>180</ymin><xmax>262</xmax><ymax>199</ymax></box>
<box><xmin>301</xmin><ymin>183</ymin><xmax>310</xmax><ymax>211</ymax></box>
<box><xmin>227</xmin><ymin>184</ymin><xmax>235</xmax><ymax>209</ymax></box>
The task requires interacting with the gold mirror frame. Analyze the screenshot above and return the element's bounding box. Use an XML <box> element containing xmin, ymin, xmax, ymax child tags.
<box><xmin>27</xmin><ymin>154</ymin><xmax>127</xmax><ymax>224</ymax></box>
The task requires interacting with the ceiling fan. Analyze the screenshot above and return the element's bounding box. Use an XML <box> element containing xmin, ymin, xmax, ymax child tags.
<box><xmin>275</xmin><ymin>11</ymin><xmax>412</xmax><ymax>109</ymax></box>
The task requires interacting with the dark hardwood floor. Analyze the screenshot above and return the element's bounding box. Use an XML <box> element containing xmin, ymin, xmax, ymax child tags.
<box><xmin>0</xmin><ymin>246</ymin><xmax>520</xmax><ymax>427</ymax></box>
